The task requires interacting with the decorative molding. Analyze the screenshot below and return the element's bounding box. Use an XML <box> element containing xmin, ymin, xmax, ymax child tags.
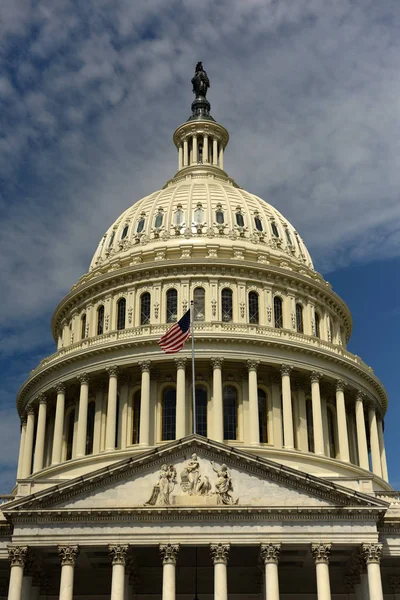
<box><xmin>109</xmin><ymin>544</ymin><xmax>129</xmax><ymax>565</ymax></box>
<box><xmin>336</xmin><ymin>379</ymin><xmax>346</xmax><ymax>392</ymax></box>
<box><xmin>260</xmin><ymin>543</ymin><xmax>281</xmax><ymax>565</ymax></box>
<box><xmin>37</xmin><ymin>394</ymin><xmax>47</xmax><ymax>406</ymax></box>
<box><xmin>8</xmin><ymin>546</ymin><xmax>28</xmax><ymax>567</ymax></box>
<box><xmin>311</xmin><ymin>543</ymin><xmax>331</xmax><ymax>564</ymax></box>
<box><xmin>77</xmin><ymin>373</ymin><xmax>90</xmax><ymax>385</ymax></box>
<box><xmin>58</xmin><ymin>546</ymin><xmax>79</xmax><ymax>566</ymax></box>
<box><xmin>159</xmin><ymin>544</ymin><xmax>179</xmax><ymax>565</ymax></box>
<box><xmin>139</xmin><ymin>360</ymin><xmax>151</xmax><ymax>373</ymax></box>
<box><xmin>174</xmin><ymin>358</ymin><xmax>187</xmax><ymax>370</ymax></box>
<box><xmin>280</xmin><ymin>364</ymin><xmax>293</xmax><ymax>377</ymax></box>
<box><xmin>211</xmin><ymin>357</ymin><xmax>224</xmax><ymax>369</ymax></box>
<box><xmin>247</xmin><ymin>359</ymin><xmax>259</xmax><ymax>372</ymax></box>
<box><xmin>106</xmin><ymin>366</ymin><xmax>119</xmax><ymax>378</ymax></box>
<box><xmin>361</xmin><ymin>543</ymin><xmax>382</xmax><ymax>564</ymax></box>
<box><xmin>310</xmin><ymin>371</ymin><xmax>322</xmax><ymax>383</ymax></box>
<box><xmin>55</xmin><ymin>382</ymin><xmax>66</xmax><ymax>394</ymax></box>
<box><xmin>210</xmin><ymin>543</ymin><xmax>230</xmax><ymax>564</ymax></box>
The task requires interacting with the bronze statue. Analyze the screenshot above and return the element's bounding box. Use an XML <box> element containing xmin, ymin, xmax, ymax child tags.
<box><xmin>192</xmin><ymin>62</ymin><xmax>210</xmax><ymax>98</ymax></box>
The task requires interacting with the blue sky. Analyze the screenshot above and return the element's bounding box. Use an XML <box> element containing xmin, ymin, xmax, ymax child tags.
<box><xmin>1</xmin><ymin>0</ymin><xmax>400</xmax><ymax>491</ymax></box>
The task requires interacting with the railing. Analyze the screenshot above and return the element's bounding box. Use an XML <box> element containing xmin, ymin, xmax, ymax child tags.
<box><xmin>375</xmin><ymin>491</ymin><xmax>400</xmax><ymax>505</ymax></box>
<box><xmin>0</xmin><ymin>495</ymin><xmax>15</xmax><ymax>505</ymax></box>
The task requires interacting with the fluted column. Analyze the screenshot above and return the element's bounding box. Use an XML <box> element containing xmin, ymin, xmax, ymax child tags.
<box><xmin>139</xmin><ymin>361</ymin><xmax>151</xmax><ymax>446</ymax></box>
<box><xmin>76</xmin><ymin>374</ymin><xmax>90</xmax><ymax>458</ymax></box>
<box><xmin>160</xmin><ymin>544</ymin><xmax>179</xmax><ymax>600</ymax></box>
<box><xmin>368</xmin><ymin>405</ymin><xmax>382</xmax><ymax>477</ymax></box>
<box><xmin>211</xmin><ymin>358</ymin><xmax>224</xmax><ymax>442</ymax></box>
<box><xmin>280</xmin><ymin>365</ymin><xmax>294</xmax><ymax>449</ymax></box>
<box><xmin>311</xmin><ymin>543</ymin><xmax>332</xmax><ymax>600</ymax></box>
<box><xmin>21</xmin><ymin>407</ymin><xmax>35</xmax><ymax>478</ymax></box>
<box><xmin>32</xmin><ymin>395</ymin><xmax>47</xmax><ymax>472</ymax></box>
<box><xmin>377</xmin><ymin>419</ymin><xmax>389</xmax><ymax>481</ymax></box>
<box><xmin>178</xmin><ymin>145</ymin><xmax>183</xmax><ymax>170</ymax></box>
<box><xmin>355</xmin><ymin>391</ymin><xmax>369</xmax><ymax>470</ymax></box>
<box><xmin>183</xmin><ymin>139</ymin><xmax>188</xmax><ymax>167</ymax></box>
<box><xmin>7</xmin><ymin>547</ymin><xmax>28</xmax><ymax>600</ymax></box>
<box><xmin>175</xmin><ymin>358</ymin><xmax>187</xmax><ymax>438</ymax></box>
<box><xmin>109</xmin><ymin>545</ymin><xmax>128</xmax><ymax>600</ymax></box>
<box><xmin>105</xmin><ymin>367</ymin><xmax>119</xmax><ymax>451</ymax></box>
<box><xmin>219</xmin><ymin>146</ymin><xmax>224</xmax><ymax>170</ymax></box>
<box><xmin>213</xmin><ymin>138</ymin><xmax>218</xmax><ymax>165</ymax></box>
<box><xmin>119</xmin><ymin>377</ymin><xmax>129</xmax><ymax>450</ymax></box>
<box><xmin>310</xmin><ymin>372</ymin><xmax>324</xmax><ymax>455</ymax></box>
<box><xmin>362</xmin><ymin>544</ymin><xmax>383</xmax><ymax>600</ymax></box>
<box><xmin>17</xmin><ymin>419</ymin><xmax>27</xmax><ymax>479</ymax></box>
<box><xmin>58</xmin><ymin>546</ymin><xmax>79</xmax><ymax>600</ymax></box>
<box><xmin>247</xmin><ymin>360</ymin><xmax>260</xmax><ymax>445</ymax></box>
<box><xmin>210</xmin><ymin>543</ymin><xmax>230</xmax><ymax>600</ymax></box>
<box><xmin>192</xmin><ymin>135</ymin><xmax>198</xmax><ymax>163</ymax></box>
<box><xmin>52</xmin><ymin>383</ymin><xmax>66</xmax><ymax>465</ymax></box>
<box><xmin>335</xmin><ymin>380</ymin><xmax>350</xmax><ymax>462</ymax></box>
<box><xmin>203</xmin><ymin>135</ymin><xmax>209</xmax><ymax>162</ymax></box>
<box><xmin>260</xmin><ymin>544</ymin><xmax>280</xmax><ymax>600</ymax></box>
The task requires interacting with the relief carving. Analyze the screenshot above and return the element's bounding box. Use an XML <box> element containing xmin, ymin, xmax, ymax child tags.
<box><xmin>145</xmin><ymin>465</ymin><xmax>177</xmax><ymax>506</ymax></box>
<box><xmin>180</xmin><ymin>453</ymin><xmax>211</xmax><ymax>496</ymax></box>
<box><xmin>211</xmin><ymin>461</ymin><xmax>238</xmax><ymax>505</ymax></box>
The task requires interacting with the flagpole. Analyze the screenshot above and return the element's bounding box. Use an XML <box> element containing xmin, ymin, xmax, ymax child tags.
<box><xmin>191</xmin><ymin>300</ymin><xmax>196</xmax><ymax>434</ymax></box>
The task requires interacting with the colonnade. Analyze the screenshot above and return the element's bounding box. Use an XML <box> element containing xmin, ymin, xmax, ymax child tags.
<box><xmin>177</xmin><ymin>133</ymin><xmax>224</xmax><ymax>170</ymax></box>
<box><xmin>17</xmin><ymin>359</ymin><xmax>388</xmax><ymax>482</ymax></box>
<box><xmin>6</xmin><ymin>542</ymin><xmax>385</xmax><ymax>600</ymax></box>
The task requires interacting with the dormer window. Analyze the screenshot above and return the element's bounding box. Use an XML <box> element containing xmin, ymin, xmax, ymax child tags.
<box><xmin>254</xmin><ymin>215</ymin><xmax>263</xmax><ymax>232</ymax></box>
<box><xmin>154</xmin><ymin>210</ymin><xmax>164</xmax><ymax>229</ymax></box>
<box><xmin>236</xmin><ymin>212</ymin><xmax>244</xmax><ymax>227</ymax></box>
<box><xmin>137</xmin><ymin>216</ymin><xmax>145</xmax><ymax>233</ymax></box>
<box><xmin>271</xmin><ymin>221</ymin><xmax>279</xmax><ymax>238</ymax></box>
<box><xmin>121</xmin><ymin>224</ymin><xmax>129</xmax><ymax>240</ymax></box>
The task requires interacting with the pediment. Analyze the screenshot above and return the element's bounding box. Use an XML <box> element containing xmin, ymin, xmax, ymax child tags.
<box><xmin>3</xmin><ymin>436</ymin><xmax>388</xmax><ymax>515</ymax></box>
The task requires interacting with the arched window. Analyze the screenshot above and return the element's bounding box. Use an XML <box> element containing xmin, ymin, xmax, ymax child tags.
<box><xmin>221</xmin><ymin>288</ymin><xmax>233</xmax><ymax>322</ymax></box>
<box><xmin>174</xmin><ymin>207</ymin><xmax>184</xmax><ymax>225</ymax></box>
<box><xmin>306</xmin><ymin>399</ymin><xmax>314</xmax><ymax>453</ymax></box>
<box><xmin>193</xmin><ymin>287</ymin><xmax>205</xmax><ymax>321</ymax></box>
<box><xmin>154</xmin><ymin>211</ymin><xmax>163</xmax><ymax>229</ymax></box>
<box><xmin>315</xmin><ymin>312</ymin><xmax>321</xmax><ymax>338</ymax></box>
<box><xmin>249</xmin><ymin>291</ymin><xmax>259</xmax><ymax>324</ymax></box>
<box><xmin>97</xmin><ymin>305</ymin><xmax>104</xmax><ymax>335</ymax></box>
<box><xmin>327</xmin><ymin>406</ymin><xmax>337</xmax><ymax>458</ymax></box>
<box><xmin>140</xmin><ymin>292</ymin><xmax>151</xmax><ymax>325</ymax></box>
<box><xmin>195</xmin><ymin>385</ymin><xmax>207</xmax><ymax>437</ymax></box>
<box><xmin>216</xmin><ymin>209</ymin><xmax>224</xmax><ymax>224</ymax></box>
<box><xmin>236</xmin><ymin>212</ymin><xmax>244</xmax><ymax>227</ymax></box>
<box><xmin>223</xmin><ymin>386</ymin><xmax>238</xmax><ymax>440</ymax></box>
<box><xmin>132</xmin><ymin>390</ymin><xmax>141</xmax><ymax>444</ymax></box>
<box><xmin>274</xmin><ymin>297</ymin><xmax>283</xmax><ymax>328</ymax></box>
<box><xmin>285</xmin><ymin>228</ymin><xmax>293</xmax><ymax>246</ymax></box>
<box><xmin>86</xmin><ymin>401</ymin><xmax>96</xmax><ymax>455</ymax></box>
<box><xmin>296</xmin><ymin>303</ymin><xmax>304</xmax><ymax>333</ymax></box>
<box><xmin>81</xmin><ymin>314</ymin><xmax>87</xmax><ymax>339</ymax></box>
<box><xmin>162</xmin><ymin>387</ymin><xmax>176</xmax><ymax>441</ymax></box>
<box><xmin>254</xmin><ymin>215</ymin><xmax>263</xmax><ymax>232</ymax></box>
<box><xmin>121</xmin><ymin>224</ymin><xmax>129</xmax><ymax>240</ymax></box>
<box><xmin>117</xmin><ymin>298</ymin><xmax>126</xmax><ymax>330</ymax></box>
<box><xmin>166</xmin><ymin>289</ymin><xmax>178</xmax><ymax>323</ymax></box>
<box><xmin>194</xmin><ymin>205</ymin><xmax>204</xmax><ymax>224</ymax></box>
<box><xmin>271</xmin><ymin>221</ymin><xmax>279</xmax><ymax>237</ymax></box>
<box><xmin>66</xmin><ymin>409</ymin><xmax>75</xmax><ymax>461</ymax></box>
<box><xmin>137</xmin><ymin>217</ymin><xmax>145</xmax><ymax>233</ymax></box>
<box><xmin>258</xmin><ymin>388</ymin><xmax>268</xmax><ymax>443</ymax></box>
<box><xmin>108</xmin><ymin>230</ymin><xmax>115</xmax><ymax>247</ymax></box>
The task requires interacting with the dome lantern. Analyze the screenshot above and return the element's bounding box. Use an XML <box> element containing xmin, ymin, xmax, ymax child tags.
<box><xmin>173</xmin><ymin>62</ymin><xmax>229</xmax><ymax>174</ymax></box>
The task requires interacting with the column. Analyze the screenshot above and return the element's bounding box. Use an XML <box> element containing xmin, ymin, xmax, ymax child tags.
<box><xmin>210</xmin><ymin>543</ymin><xmax>230</xmax><ymax>600</ymax></box>
<box><xmin>178</xmin><ymin>145</ymin><xmax>183</xmax><ymax>170</ymax></box>
<box><xmin>335</xmin><ymin>380</ymin><xmax>350</xmax><ymax>462</ymax></box>
<box><xmin>52</xmin><ymin>383</ymin><xmax>66</xmax><ymax>465</ymax></box>
<box><xmin>247</xmin><ymin>360</ymin><xmax>260</xmax><ymax>445</ymax></box>
<box><xmin>119</xmin><ymin>377</ymin><xmax>130</xmax><ymax>450</ymax></box>
<box><xmin>368</xmin><ymin>405</ymin><xmax>382</xmax><ymax>478</ymax></box>
<box><xmin>211</xmin><ymin>358</ymin><xmax>224</xmax><ymax>442</ymax></box>
<box><xmin>219</xmin><ymin>146</ymin><xmax>224</xmax><ymax>170</ymax></box>
<box><xmin>159</xmin><ymin>544</ymin><xmax>179</xmax><ymax>600</ymax></box>
<box><xmin>213</xmin><ymin>138</ymin><xmax>218</xmax><ymax>165</ymax></box>
<box><xmin>32</xmin><ymin>395</ymin><xmax>47</xmax><ymax>472</ymax></box>
<box><xmin>58</xmin><ymin>546</ymin><xmax>79</xmax><ymax>600</ymax></box>
<box><xmin>105</xmin><ymin>366</ymin><xmax>119</xmax><ymax>451</ymax></box>
<box><xmin>76</xmin><ymin>373</ymin><xmax>90</xmax><ymax>458</ymax></box>
<box><xmin>109</xmin><ymin>545</ymin><xmax>129</xmax><ymax>600</ymax></box>
<box><xmin>355</xmin><ymin>391</ymin><xmax>369</xmax><ymax>470</ymax></box>
<box><xmin>139</xmin><ymin>361</ymin><xmax>151</xmax><ymax>446</ymax></box>
<box><xmin>7</xmin><ymin>547</ymin><xmax>28</xmax><ymax>600</ymax></box>
<box><xmin>296</xmin><ymin>385</ymin><xmax>308</xmax><ymax>452</ymax></box>
<box><xmin>270</xmin><ymin>374</ymin><xmax>283</xmax><ymax>448</ymax></box>
<box><xmin>16</xmin><ymin>418</ymin><xmax>27</xmax><ymax>479</ymax></box>
<box><xmin>310</xmin><ymin>372</ymin><xmax>324</xmax><ymax>455</ymax></box>
<box><xmin>192</xmin><ymin>135</ymin><xmax>198</xmax><ymax>163</ymax></box>
<box><xmin>280</xmin><ymin>365</ymin><xmax>294</xmax><ymax>449</ymax></box>
<box><xmin>175</xmin><ymin>358</ymin><xmax>187</xmax><ymax>438</ymax></box>
<box><xmin>360</xmin><ymin>570</ymin><xmax>370</xmax><ymax>600</ymax></box>
<box><xmin>21</xmin><ymin>407</ymin><xmax>35</xmax><ymax>478</ymax></box>
<box><xmin>183</xmin><ymin>139</ymin><xmax>188</xmax><ymax>167</ymax></box>
<box><xmin>311</xmin><ymin>543</ymin><xmax>332</xmax><ymax>600</ymax></box>
<box><xmin>203</xmin><ymin>135</ymin><xmax>209</xmax><ymax>162</ymax></box>
<box><xmin>362</xmin><ymin>543</ymin><xmax>383</xmax><ymax>600</ymax></box>
<box><xmin>377</xmin><ymin>419</ymin><xmax>389</xmax><ymax>481</ymax></box>
<box><xmin>260</xmin><ymin>544</ymin><xmax>280</xmax><ymax>600</ymax></box>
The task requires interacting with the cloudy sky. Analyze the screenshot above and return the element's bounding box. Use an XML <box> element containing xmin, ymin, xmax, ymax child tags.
<box><xmin>1</xmin><ymin>0</ymin><xmax>400</xmax><ymax>490</ymax></box>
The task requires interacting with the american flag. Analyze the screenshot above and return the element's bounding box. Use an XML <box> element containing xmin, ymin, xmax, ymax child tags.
<box><xmin>158</xmin><ymin>309</ymin><xmax>191</xmax><ymax>354</ymax></box>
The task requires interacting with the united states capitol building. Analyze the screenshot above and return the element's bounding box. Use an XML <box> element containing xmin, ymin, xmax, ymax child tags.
<box><xmin>1</xmin><ymin>64</ymin><xmax>400</xmax><ymax>600</ymax></box>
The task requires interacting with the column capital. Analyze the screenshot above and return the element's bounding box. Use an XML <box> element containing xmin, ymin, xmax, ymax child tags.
<box><xmin>139</xmin><ymin>360</ymin><xmax>151</xmax><ymax>373</ymax></box>
<box><xmin>311</xmin><ymin>542</ymin><xmax>331</xmax><ymax>564</ymax></box>
<box><xmin>106</xmin><ymin>366</ymin><xmax>119</xmax><ymax>378</ymax></box>
<box><xmin>356</xmin><ymin>389</ymin><xmax>365</xmax><ymax>401</ymax></box>
<box><xmin>7</xmin><ymin>546</ymin><xmax>28</xmax><ymax>567</ymax></box>
<box><xmin>280</xmin><ymin>364</ymin><xmax>293</xmax><ymax>377</ymax></box>
<box><xmin>247</xmin><ymin>359</ymin><xmax>260</xmax><ymax>372</ymax></box>
<box><xmin>336</xmin><ymin>379</ymin><xmax>346</xmax><ymax>392</ymax></box>
<box><xmin>159</xmin><ymin>543</ymin><xmax>179</xmax><ymax>565</ymax></box>
<box><xmin>58</xmin><ymin>545</ymin><xmax>80</xmax><ymax>566</ymax></box>
<box><xmin>37</xmin><ymin>394</ymin><xmax>47</xmax><ymax>406</ymax></box>
<box><xmin>174</xmin><ymin>357</ymin><xmax>187</xmax><ymax>369</ymax></box>
<box><xmin>361</xmin><ymin>542</ymin><xmax>382</xmax><ymax>564</ymax></box>
<box><xmin>26</xmin><ymin>405</ymin><xmax>35</xmax><ymax>416</ymax></box>
<box><xmin>310</xmin><ymin>371</ymin><xmax>322</xmax><ymax>383</ymax></box>
<box><xmin>210</xmin><ymin>543</ymin><xmax>230</xmax><ymax>565</ymax></box>
<box><xmin>109</xmin><ymin>544</ymin><xmax>129</xmax><ymax>565</ymax></box>
<box><xmin>260</xmin><ymin>543</ymin><xmax>281</xmax><ymax>564</ymax></box>
<box><xmin>211</xmin><ymin>357</ymin><xmax>224</xmax><ymax>369</ymax></box>
<box><xmin>390</xmin><ymin>575</ymin><xmax>400</xmax><ymax>591</ymax></box>
<box><xmin>77</xmin><ymin>372</ymin><xmax>90</xmax><ymax>385</ymax></box>
<box><xmin>20</xmin><ymin>416</ymin><xmax>27</xmax><ymax>427</ymax></box>
<box><xmin>55</xmin><ymin>382</ymin><xmax>66</xmax><ymax>394</ymax></box>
